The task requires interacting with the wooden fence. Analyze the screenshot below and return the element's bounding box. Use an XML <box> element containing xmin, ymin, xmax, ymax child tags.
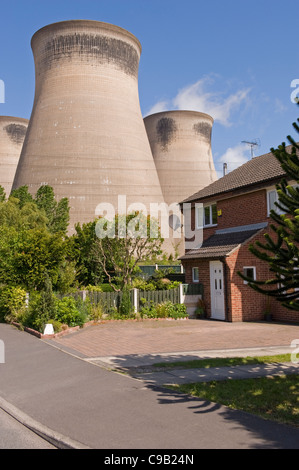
<box><xmin>57</xmin><ymin>283</ymin><xmax>203</xmax><ymax>313</ymax></box>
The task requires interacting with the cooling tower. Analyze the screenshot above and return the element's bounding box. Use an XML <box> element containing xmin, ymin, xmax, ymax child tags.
<box><xmin>0</xmin><ymin>116</ymin><xmax>28</xmax><ymax>196</ymax></box>
<box><xmin>12</xmin><ymin>20</ymin><xmax>165</xmax><ymax>231</ymax></box>
<box><xmin>144</xmin><ymin>110</ymin><xmax>218</xmax><ymax>205</ymax></box>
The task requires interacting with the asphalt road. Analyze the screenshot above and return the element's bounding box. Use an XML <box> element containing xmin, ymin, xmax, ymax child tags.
<box><xmin>0</xmin><ymin>408</ymin><xmax>56</xmax><ymax>449</ymax></box>
<box><xmin>0</xmin><ymin>323</ymin><xmax>298</xmax><ymax>449</ymax></box>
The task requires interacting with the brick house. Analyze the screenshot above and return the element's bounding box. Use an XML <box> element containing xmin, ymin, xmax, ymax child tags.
<box><xmin>179</xmin><ymin>146</ymin><xmax>299</xmax><ymax>323</ymax></box>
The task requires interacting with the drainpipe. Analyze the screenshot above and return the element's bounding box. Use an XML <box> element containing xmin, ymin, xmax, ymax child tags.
<box><xmin>221</xmin><ymin>257</ymin><xmax>229</xmax><ymax>322</ymax></box>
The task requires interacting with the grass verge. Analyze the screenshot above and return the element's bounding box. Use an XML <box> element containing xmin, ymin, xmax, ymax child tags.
<box><xmin>168</xmin><ymin>374</ymin><xmax>299</xmax><ymax>427</ymax></box>
<box><xmin>153</xmin><ymin>354</ymin><xmax>292</xmax><ymax>369</ymax></box>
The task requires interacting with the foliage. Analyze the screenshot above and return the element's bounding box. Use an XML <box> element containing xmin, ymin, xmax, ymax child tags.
<box><xmin>195</xmin><ymin>299</ymin><xmax>206</xmax><ymax>318</ymax></box>
<box><xmin>26</xmin><ymin>273</ymin><xmax>58</xmax><ymax>332</ymax></box>
<box><xmin>10</xmin><ymin>185</ymin><xmax>34</xmax><ymax>207</ymax></box>
<box><xmin>70</xmin><ymin>221</ymin><xmax>105</xmax><ymax>286</ymax></box>
<box><xmin>140</xmin><ymin>301</ymin><xmax>187</xmax><ymax>319</ymax></box>
<box><xmin>0</xmin><ymin>188</ymin><xmax>70</xmax><ymax>291</ymax></box>
<box><xmin>239</xmin><ymin>110</ymin><xmax>299</xmax><ymax>310</ymax></box>
<box><xmin>0</xmin><ymin>285</ymin><xmax>27</xmax><ymax>323</ymax></box>
<box><xmin>11</xmin><ymin>185</ymin><xmax>69</xmax><ymax>235</ymax></box>
<box><xmin>0</xmin><ymin>186</ymin><xmax>6</xmax><ymax>202</ymax></box>
<box><xmin>119</xmin><ymin>288</ymin><xmax>132</xmax><ymax>316</ymax></box>
<box><xmin>55</xmin><ymin>296</ymin><xmax>87</xmax><ymax>327</ymax></box>
<box><xmin>95</xmin><ymin>212</ymin><xmax>164</xmax><ymax>291</ymax></box>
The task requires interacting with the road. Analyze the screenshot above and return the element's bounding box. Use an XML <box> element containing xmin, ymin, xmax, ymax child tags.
<box><xmin>0</xmin><ymin>408</ymin><xmax>56</xmax><ymax>449</ymax></box>
<box><xmin>0</xmin><ymin>323</ymin><xmax>298</xmax><ymax>449</ymax></box>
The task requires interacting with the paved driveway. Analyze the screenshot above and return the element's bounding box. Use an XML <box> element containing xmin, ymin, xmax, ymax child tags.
<box><xmin>47</xmin><ymin>319</ymin><xmax>299</xmax><ymax>359</ymax></box>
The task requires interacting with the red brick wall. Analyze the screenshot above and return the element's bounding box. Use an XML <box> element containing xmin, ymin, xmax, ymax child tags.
<box><xmin>182</xmin><ymin>231</ymin><xmax>299</xmax><ymax>323</ymax></box>
<box><xmin>192</xmin><ymin>189</ymin><xmax>268</xmax><ymax>244</ymax></box>
<box><xmin>217</xmin><ymin>190</ymin><xmax>267</xmax><ymax>230</ymax></box>
<box><xmin>183</xmin><ymin>188</ymin><xmax>299</xmax><ymax>323</ymax></box>
<box><xmin>184</xmin><ymin>259</ymin><xmax>212</xmax><ymax>318</ymax></box>
<box><xmin>229</xmin><ymin>232</ymin><xmax>299</xmax><ymax>323</ymax></box>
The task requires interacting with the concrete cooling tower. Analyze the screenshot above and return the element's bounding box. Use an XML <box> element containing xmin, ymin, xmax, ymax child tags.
<box><xmin>12</xmin><ymin>20</ymin><xmax>165</xmax><ymax>231</ymax></box>
<box><xmin>0</xmin><ymin>117</ymin><xmax>28</xmax><ymax>196</ymax></box>
<box><xmin>144</xmin><ymin>110</ymin><xmax>218</xmax><ymax>206</ymax></box>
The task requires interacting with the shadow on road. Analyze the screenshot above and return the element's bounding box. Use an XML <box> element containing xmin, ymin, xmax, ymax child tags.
<box><xmin>146</xmin><ymin>384</ymin><xmax>299</xmax><ymax>449</ymax></box>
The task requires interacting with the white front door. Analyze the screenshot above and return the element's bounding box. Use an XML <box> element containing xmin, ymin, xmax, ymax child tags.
<box><xmin>210</xmin><ymin>261</ymin><xmax>225</xmax><ymax>320</ymax></box>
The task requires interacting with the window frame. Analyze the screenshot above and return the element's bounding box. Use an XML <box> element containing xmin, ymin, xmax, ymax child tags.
<box><xmin>243</xmin><ymin>266</ymin><xmax>256</xmax><ymax>285</ymax></box>
<box><xmin>192</xmin><ymin>267</ymin><xmax>199</xmax><ymax>283</ymax></box>
<box><xmin>196</xmin><ymin>202</ymin><xmax>217</xmax><ymax>228</ymax></box>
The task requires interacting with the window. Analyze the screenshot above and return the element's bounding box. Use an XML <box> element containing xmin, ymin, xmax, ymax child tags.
<box><xmin>267</xmin><ymin>189</ymin><xmax>284</xmax><ymax>216</ymax></box>
<box><xmin>203</xmin><ymin>203</ymin><xmax>217</xmax><ymax>227</ymax></box>
<box><xmin>192</xmin><ymin>267</ymin><xmax>199</xmax><ymax>283</ymax></box>
<box><xmin>243</xmin><ymin>266</ymin><xmax>256</xmax><ymax>285</ymax></box>
<box><xmin>267</xmin><ymin>187</ymin><xmax>294</xmax><ymax>216</ymax></box>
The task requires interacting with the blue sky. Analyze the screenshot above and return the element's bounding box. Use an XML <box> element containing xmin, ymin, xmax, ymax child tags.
<box><xmin>0</xmin><ymin>0</ymin><xmax>298</xmax><ymax>177</ymax></box>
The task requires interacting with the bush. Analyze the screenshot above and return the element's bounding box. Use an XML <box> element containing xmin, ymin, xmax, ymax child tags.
<box><xmin>55</xmin><ymin>297</ymin><xmax>87</xmax><ymax>327</ymax></box>
<box><xmin>140</xmin><ymin>301</ymin><xmax>187</xmax><ymax>320</ymax></box>
<box><xmin>119</xmin><ymin>288</ymin><xmax>132</xmax><ymax>316</ymax></box>
<box><xmin>25</xmin><ymin>289</ymin><xmax>58</xmax><ymax>333</ymax></box>
<box><xmin>0</xmin><ymin>286</ymin><xmax>27</xmax><ymax>323</ymax></box>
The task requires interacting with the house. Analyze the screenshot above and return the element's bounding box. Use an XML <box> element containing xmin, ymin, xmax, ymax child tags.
<box><xmin>179</xmin><ymin>145</ymin><xmax>299</xmax><ymax>323</ymax></box>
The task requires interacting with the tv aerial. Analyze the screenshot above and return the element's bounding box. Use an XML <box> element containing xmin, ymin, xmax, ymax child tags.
<box><xmin>241</xmin><ymin>139</ymin><xmax>261</xmax><ymax>158</ymax></box>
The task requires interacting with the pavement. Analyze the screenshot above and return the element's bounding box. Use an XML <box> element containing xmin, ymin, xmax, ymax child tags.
<box><xmin>0</xmin><ymin>319</ymin><xmax>299</xmax><ymax>449</ymax></box>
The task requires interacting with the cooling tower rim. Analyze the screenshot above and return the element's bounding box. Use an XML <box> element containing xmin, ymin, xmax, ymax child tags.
<box><xmin>144</xmin><ymin>109</ymin><xmax>214</xmax><ymax>124</ymax></box>
<box><xmin>0</xmin><ymin>116</ymin><xmax>29</xmax><ymax>124</ymax></box>
<box><xmin>31</xmin><ymin>19</ymin><xmax>142</xmax><ymax>54</ymax></box>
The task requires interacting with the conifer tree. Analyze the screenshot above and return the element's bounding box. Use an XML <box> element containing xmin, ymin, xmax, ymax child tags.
<box><xmin>239</xmin><ymin>112</ymin><xmax>299</xmax><ymax>310</ymax></box>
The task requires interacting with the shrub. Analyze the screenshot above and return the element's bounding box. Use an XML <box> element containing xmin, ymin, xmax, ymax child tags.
<box><xmin>55</xmin><ymin>297</ymin><xmax>87</xmax><ymax>327</ymax></box>
<box><xmin>119</xmin><ymin>288</ymin><xmax>132</xmax><ymax>316</ymax></box>
<box><xmin>0</xmin><ymin>286</ymin><xmax>27</xmax><ymax>323</ymax></box>
<box><xmin>25</xmin><ymin>289</ymin><xmax>58</xmax><ymax>333</ymax></box>
<box><xmin>140</xmin><ymin>301</ymin><xmax>188</xmax><ymax>320</ymax></box>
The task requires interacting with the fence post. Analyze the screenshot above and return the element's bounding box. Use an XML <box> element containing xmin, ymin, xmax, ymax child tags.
<box><xmin>179</xmin><ymin>283</ymin><xmax>184</xmax><ymax>304</ymax></box>
<box><xmin>133</xmin><ymin>288</ymin><xmax>139</xmax><ymax>313</ymax></box>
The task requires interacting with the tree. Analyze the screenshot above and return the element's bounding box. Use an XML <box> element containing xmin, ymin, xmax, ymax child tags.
<box><xmin>70</xmin><ymin>221</ymin><xmax>105</xmax><ymax>286</ymax></box>
<box><xmin>0</xmin><ymin>189</ymin><xmax>70</xmax><ymax>291</ymax></box>
<box><xmin>0</xmin><ymin>186</ymin><xmax>5</xmax><ymax>202</ymax></box>
<box><xmin>95</xmin><ymin>212</ymin><xmax>164</xmax><ymax>291</ymax></box>
<box><xmin>239</xmin><ymin>113</ymin><xmax>299</xmax><ymax>310</ymax></box>
<box><xmin>10</xmin><ymin>185</ymin><xmax>70</xmax><ymax>235</ymax></box>
<box><xmin>35</xmin><ymin>185</ymin><xmax>70</xmax><ymax>234</ymax></box>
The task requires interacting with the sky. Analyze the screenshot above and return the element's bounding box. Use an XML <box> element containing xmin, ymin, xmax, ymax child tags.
<box><xmin>0</xmin><ymin>0</ymin><xmax>298</xmax><ymax>177</ymax></box>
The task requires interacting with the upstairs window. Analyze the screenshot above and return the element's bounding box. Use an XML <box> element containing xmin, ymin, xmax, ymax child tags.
<box><xmin>267</xmin><ymin>189</ymin><xmax>283</xmax><ymax>216</ymax></box>
<box><xmin>204</xmin><ymin>203</ymin><xmax>217</xmax><ymax>227</ymax></box>
<box><xmin>195</xmin><ymin>202</ymin><xmax>217</xmax><ymax>228</ymax></box>
<box><xmin>266</xmin><ymin>185</ymin><xmax>298</xmax><ymax>216</ymax></box>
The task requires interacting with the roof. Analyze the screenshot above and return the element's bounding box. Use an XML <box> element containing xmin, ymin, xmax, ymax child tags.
<box><xmin>181</xmin><ymin>145</ymin><xmax>296</xmax><ymax>204</ymax></box>
<box><xmin>179</xmin><ymin>226</ymin><xmax>265</xmax><ymax>260</ymax></box>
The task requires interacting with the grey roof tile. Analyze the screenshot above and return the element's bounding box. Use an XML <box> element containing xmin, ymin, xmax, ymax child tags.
<box><xmin>181</xmin><ymin>145</ymin><xmax>297</xmax><ymax>204</ymax></box>
<box><xmin>180</xmin><ymin>228</ymin><xmax>263</xmax><ymax>260</ymax></box>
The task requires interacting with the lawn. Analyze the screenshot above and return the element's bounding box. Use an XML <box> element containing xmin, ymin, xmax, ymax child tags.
<box><xmin>153</xmin><ymin>354</ymin><xmax>293</xmax><ymax>370</ymax></box>
<box><xmin>168</xmin><ymin>374</ymin><xmax>299</xmax><ymax>428</ymax></box>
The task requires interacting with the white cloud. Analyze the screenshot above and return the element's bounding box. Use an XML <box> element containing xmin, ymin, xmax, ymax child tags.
<box><xmin>216</xmin><ymin>143</ymin><xmax>251</xmax><ymax>177</ymax></box>
<box><xmin>145</xmin><ymin>100</ymin><xmax>168</xmax><ymax>116</ymax></box>
<box><xmin>146</xmin><ymin>75</ymin><xmax>251</xmax><ymax>126</ymax></box>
